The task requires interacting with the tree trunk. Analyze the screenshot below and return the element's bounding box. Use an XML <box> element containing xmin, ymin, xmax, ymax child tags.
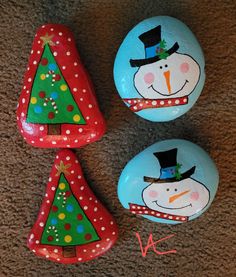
<box><xmin>62</xmin><ymin>246</ymin><xmax>76</xmax><ymax>258</ymax></box>
<box><xmin>47</xmin><ymin>124</ymin><xmax>61</xmax><ymax>135</ymax></box>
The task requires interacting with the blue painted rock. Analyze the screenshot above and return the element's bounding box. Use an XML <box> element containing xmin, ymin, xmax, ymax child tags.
<box><xmin>114</xmin><ymin>16</ymin><xmax>205</xmax><ymax>122</ymax></box>
<box><xmin>118</xmin><ymin>140</ymin><xmax>219</xmax><ymax>224</ymax></box>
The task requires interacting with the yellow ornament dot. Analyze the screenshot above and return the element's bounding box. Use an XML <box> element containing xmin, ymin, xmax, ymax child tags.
<box><xmin>73</xmin><ymin>114</ymin><xmax>81</xmax><ymax>122</ymax></box>
<box><xmin>64</xmin><ymin>235</ymin><xmax>72</xmax><ymax>243</ymax></box>
<box><xmin>59</xmin><ymin>183</ymin><xmax>65</xmax><ymax>190</ymax></box>
<box><xmin>58</xmin><ymin>213</ymin><xmax>65</xmax><ymax>220</ymax></box>
<box><xmin>40</xmin><ymin>74</ymin><xmax>46</xmax><ymax>80</ymax></box>
<box><xmin>60</xmin><ymin>84</ymin><xmax>67</xmax><ymax>91</ymax></box>
<box><xmin>30</xmin><ymin>97</ymin><xmax>37</xmax><ymax>104</ymax></box>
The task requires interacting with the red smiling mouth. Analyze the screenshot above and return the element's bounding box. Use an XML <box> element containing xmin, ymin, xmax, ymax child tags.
<box><xmin>152</xmin><ymin>200</ymin><xmax>192</xmax><ymax>210</ymax></box>
<box><xmin>148</xmin><ymin>80</ymin><xmax>188</xmax><ymax>96</ymax></box>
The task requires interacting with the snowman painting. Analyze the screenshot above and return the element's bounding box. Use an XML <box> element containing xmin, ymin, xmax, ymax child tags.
<box><xmin>129</xmin><ymin>149</ymin><xmax>210</xmax><ymax>222</ymax></box>
<box><xmin>124</xmin><ymin>25</ymin><xmax>201</xmax><ymax>112</ymax></box>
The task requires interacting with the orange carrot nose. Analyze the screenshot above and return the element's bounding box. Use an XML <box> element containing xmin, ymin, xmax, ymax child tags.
<box><xmin>163</xmin><ymin>70</ymin><xmax>171</xmax><ymax>94</ymax></box>
<box><xmin>169</xmin><ymin>190</ymin><xmax>190</xmax><ymax>203</ymax></box>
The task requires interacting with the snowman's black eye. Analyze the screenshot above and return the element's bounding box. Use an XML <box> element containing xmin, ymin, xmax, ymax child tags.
<box><xmin>165</xmin><ymin>64</ymin><xmax>168</xmax><ymax>68</ymax></box>
<box><xmin>166</xmin><ymin>188</ymin><xmax>169</xmax><ymax>191</ymax></box>
<box><xmin>160</xmin><ymin>66</ymin><xmax>163</xmax><ymax>69</ymax></box>
<box><xmin>174</xmin><ymin>188</ymin><xmax>178</xmax><ymax>192</ymax></box>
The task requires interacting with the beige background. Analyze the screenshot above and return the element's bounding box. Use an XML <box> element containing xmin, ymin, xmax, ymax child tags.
<box><xmin>0</xmin><ymin>0</ymin><xmax>235</xmax><ymax>276</ymax></box>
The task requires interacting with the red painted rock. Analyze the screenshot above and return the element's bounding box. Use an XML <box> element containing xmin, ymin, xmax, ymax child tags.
<box><xmin>27</xmin><ymin>149</ymin><xmax>118</xmax><ymax>264</ymax></box>
<box><xmin>17</xmin><ymin>24</ymin><xmax>106</xmax><ymax>148</ymax></box>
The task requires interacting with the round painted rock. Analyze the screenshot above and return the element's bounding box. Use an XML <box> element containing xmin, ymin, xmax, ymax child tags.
<box><xmin>118</xmin><ymin>140</ymin><xmax>219</xmax><ymax>224</ymax></box>
<box><xmin>114</xmin><ymin>16</ymin><xmax>205</xmax><ymax>122</ymax></box>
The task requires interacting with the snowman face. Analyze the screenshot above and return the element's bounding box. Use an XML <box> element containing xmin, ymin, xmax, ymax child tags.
<box><xmin>134</xmin><ymin>53</ymin><xmax>200</xmax><ymax>99</ymax></box>
<box><xmin>142</xmin><ymin>178</ymin><xmax>210</xmax><ymax>217</ymax></box>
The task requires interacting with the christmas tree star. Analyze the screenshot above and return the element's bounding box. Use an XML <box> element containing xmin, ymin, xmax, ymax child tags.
<box><xmin>40</xmin><ymin>33</ymin><xmax>55</xmax><ymax>48</ymax></box>
<box><xmin>55</xmin><ymin>161</ymin><xmax>71</xmax><ymax>176</ymax></box>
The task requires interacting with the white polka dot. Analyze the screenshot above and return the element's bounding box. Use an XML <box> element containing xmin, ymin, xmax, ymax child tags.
<box><xmin>28</xmin><ymin>78</ymin><xmax>32</xmax><ymax>82</ymax></box>
<box><xmin>74</xmin><ymin>140</ymin><xmax>78</xmax><ymax>143</ymax></box>
<box><xmin>71</xmin><ymin>170</ymin><xmax>74</xmax><ymax>174</ymax></box>
<box><xmin>71</xmin><ymin>181</ymin><xmax>74</xmax><ymax>184</ymax></box>
<box><xmin>94</xmin><ymin>207</ymin><xmax>98</xmax><ymax>212</ymax></box>
<box><xmin>112</xmin><ymin>232</ymin><xmax>116</xmax><ymax>235</ymax></box>
<box><xmin>37</xmin><ymin>50</ymin><xmax>40</xmax><ymax>54</ymax></box>
<box><xmin>39</xmin><ymin>126</ymin><xmax>44</xmax><ymax>131</ymax></box>
<box><xmin>66</xmin><ymin>51</ymin><xmax>71</xmax><ymax>56</ymax></box>
<box><xmin>106</xmin><ymin>238</ymin><xmax>110</xmax><ymax>241</ymax></box>
<box><xmin>183</xmin><ymin>98</ymin><xmax>187</xmax><ymax>103</ymax></box>
<box><xmin>51</xmin><ymin>186</ymin><xmax>56</xmax><ymax>191</ymax></box>
<box><xmin>133</xmin><ymin>106</ymin><xmax>137</xmax><ymax>110</ymax></box>
<box><xmin>62</xmin><ymin>66</ymin><xmax>66</xmax><ymax>70</ymax></box>
<box><xmin>89</xmin><ymin>197</ymin><xmax>92</xmax><ymax>200</ymax></box>
<box><xmin>82</xmin><ymin>89</ymin><xmax>86</xmax><ymax>93</ymax></box>
<box><xmin>22</xmin><ymin>98</ymin><xmax>25</xmax><ymax>104</ymax></box>
<box><xmin>168</xmin><ymin>216</ymin><xmax>173</xmax><ymax>219</ymax></box>
<box><xmin>152</xmin><ymin>100</ymin><xmax>157</xmax><ymax>106</ymax></box>
<box><xmin>96</xmin><ymin>244</ymin><xmax>100</xmax><ymax>248</ymax></box>
<box><xmin>31</xmin><ymin>140</ymin><xmax>35</xmax><ymax>144</ymax></box>
<box><xmin>78</xmin><ymin>257</ymin><xmax>82</xmax><ymax>261</ymax></box>
<box><xmin>53</xmin><ymin>52</ymin><xmax>57</xmax><ymax>56</ymax></box>
<box><xmin>110</xmin><ymin>221</ymin><xmax>114</xmax><ymax>225</ymax></box>
<box><xmin>79</xmin><ymin>196</ymin><xmax>83</xmax><ymax>200</ymax></box>
<box><xmin>41</xmin><ymin>211</ymin><xmax>45</xmax><ymax>215</ymax></box>
<box><xmin>175</xmin><ymin>99</ymin><xmax>180</xmax><ymax>104</ymax></box>
<box><xmin>46</xmin><ymin>255</ymin><xmax>49</xmax><ymax>258</ymax></box>
<box><xmin>75</xmin><ymin>73</ymin><xmax>79</xmax><ymax>78</ymax></box>
<box><xmin>57</xmin><ymin>258</ymin><xmax>60</xmax><ymax>261</ymax></box>
<box><xmin>26</xmin><ymin>90</ymin><xmax>29</xmax><ymax>94</ymax></box>
<box><xmin>74</xmin><ymin>62</ymin><xmax>78</xmax><ymax>66</ymax></box>
<box><xmin>176</xmin><ymin>217</ymin><xmax>179</xmax><ymax>220</ymax></box>
<box><xmin>31</xmin><ymin>50</ymin><xmax>34</xmax><ymax>54</ymax></box>
<box><xmin>78</xmin><ymin>175</ymin><xmax>81</xmax><ymax>179</ymax></box>
<box><xmin>83</xmin><ymin>249</ymin><xmax>87</xmax><ymax>252</ymax></box>
<box><xmin>73</xmin><ymin>88</ymin><xmax>77</xmax><ymax>92</ymax></box>
<box><xmin>80</xmin><ymin>186</ymin><xmax>84</xmax><ymax>190</ymax></box>
<box><xmin>95</xmin><ymin>121</ymin><xmax>98</xmax><ymax>125</ymax></box>
<box><xmin>78</xmin><ymin>128</ymin><xmax>83</xmax><ymax>133</ymax></box>
<box><xmin>63</xmin><ymin>137</ymin><xmax>68</xmax><ymax>141</ymax></box>
<box><xmin>66</xmin><ymin>156</ymin><xmax>70</xmax><ymax>161</ymax></box>
<box><xmin>32</xmin><ymin>249</ymin><xmax>36</xmax><ymax>252</ymax></box>
<box><xmin>95</xmin><ymin>200</ymin><xmax>98</xmax><ymax>203</ymax></box>
<box><xmin>160</xmin><ymin>101</ymin><xmax>165</xmax><ymax>105</ymax></box>
<box><xmin>84</xmin><ymin>206</ymin><xmax>88</xmax><ymax>210</ymax></box>
<box><xmin>33</xmin><ymin>60</ymin><xmax>37</xmax><ymax>65</ymax></box>
<box><xmin>86</xmin><ymin>116</ymin><xmax>90</xmax><ymax>120</ymax></box>
<box><xmin>99</xmin><ymin>217</ymin><xmax>103</xmax><ymax>220</ymax></box>
<box><xmin>36</xmin><ymin>240</ymin><xmax>39</xmax><ymax>244</ymax></box>
<box><xmin>56</xmin><ymin>41</ymin><xmax>59</xmax><ymax>45</ymax></box>
<box><xmin>54</xmin><ymin>249</ymin><xmax>58</xmax><ymax>253</ymax></box>
<box><xmin>52</xmin><ymin>141</ymin><xmax>56</xmax><ymax>145</ymax></box>
<box><xmin>66</xmin><ymin>130</ymin><xmax>70</xmax><ymax>134</ymax></box>
<box><xmin>93</xmin><ymin>218</ymin><xmax>97</xmax><ymax>222</ymax></box>
<box><xmin>30</xmin><ymin>234</ymin><xmax>34</xmax><ymax>240</ymax></box>
<box><xmin>68</xmin><ymin>37</ymin><xmax>71</xmax><ymax>42</ymax></box>
<box><xmin>75</xmin><ymin>160</ymin><xmax>78</xmax><ymax>163</ymax></box>
<box><xmin>39</xmin><ymin>138</ymin><xmax>44</xmax><ymax>142</ymax></box>
<box><xmin>88</xmin><ymin>104</ymin><xmax>92</xmax><ymax>108</ymax></box>
<box><xmin>39</xmin><ymin>222</ymin><xmax>44</xmax><ymax>227</ymax></box>
<box><xmin>46</xmin><ymin>200</ymin><xmax>50</xmax><ymax>204</ymax></box>
<box><xmin>92</xmin><ymin>249</ymin><xmax>96</xmax><ymax>253</ymax></box>
<box><xmin>101</xmin><ymin>227</ymin><xmax>105</xmax><ymax>231</ymax></box>
<box><xmin>50</xmin><ymin>28</ymin><xmax>54</xmax><ymax>31</ymax></box>
<box><xmin>27</xmin><ymin>67</ymin><xmax>30</xmax><ymax>71</ymax></box>
<box><xmin>59</xmin><ymin>32</ymin><xmax>63</xmax><ymax>36</ymax></box>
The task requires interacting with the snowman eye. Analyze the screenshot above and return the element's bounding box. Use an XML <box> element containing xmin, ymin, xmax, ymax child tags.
<box><xmin>165</xmin><ymin>64</ymin><xmax>168</xmax><ymax>68</ymax></box>
<box><xmin>166</xmin><ymin>188</ymin><xmax>169</xmax><ymax>191</ymax></box>
<box><xmin>160</xmin><ymin>66</ymin><xmax>163</xmax><ymax>69</ymax></box>
<box><xmin>174</xmin><ymin>188</ymin><xmax>178</xmax><ymax>192</ymax></box>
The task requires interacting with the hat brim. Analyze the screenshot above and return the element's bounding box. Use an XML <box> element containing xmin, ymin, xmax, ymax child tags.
<box><xmin>144</xmin><ymin>166</ymin><xmax>196</xmax><ymax>183</ymax></box>
<box><xmin>130</xmin><ymin>42</ymin><xmax>179</xmax><ymax>67</ymax></box>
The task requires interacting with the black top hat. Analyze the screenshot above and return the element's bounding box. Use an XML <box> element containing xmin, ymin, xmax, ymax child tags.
<box><xmin>130</xmin><ymin>25</ymin><xmax>179</xmax><ymax>67</ymax></box>
<box><xmin>144</xmin><ymin>148</ymin><xmax>195</xmax><ymax>183</ymax></box>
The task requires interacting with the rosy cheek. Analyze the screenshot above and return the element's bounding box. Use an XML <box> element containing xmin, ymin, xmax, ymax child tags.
<box><xmin>190</xmin><ymin>192</ymin><xmax>199</xmax><ymax>201</ymax></box>
<box><xmin>148</xmin><ymin>190</ymin><xmax>158</xmax><ymax>198</ymax></box>
<box><xmin>180</xmin><ymin>62</ymin><xmax>190</xmax><ymax>73</ymax></box>
<box><xmin>144</xmin><ymin>72</ymin><xmax>155</xmax><ymax>84</ymax></box>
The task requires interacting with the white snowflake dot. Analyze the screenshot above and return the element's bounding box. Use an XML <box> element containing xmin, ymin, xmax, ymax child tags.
<box><xmin>79</xmin><ymin>196</ymin><xmax>83</xmax><ymax>200</ymax></box>
<box><xmin>66</xmin><ymin>156</ymin><xmax>70</xmax><ymax>161</ymax></box>
<box><xmin>73</xmin><ymin>88</ymin><xmax>77</xmax><ymax>92</ymax></box>
<box><xmin>74</xmin><ymin>62</ymin><xmax>78</xmax><ymax>66</ymax></box>
<box><xmin>101</xmin><ymin>227</ymin><xmax>105</xmax><ymax>231</ymax></box>
<box><xmin>54</xmin><ymin>249</ymin><xmax>58</xmax><ymax>253</ymax></box>
<box><xmin>66</xmin><ymin>130</ymin><xmax>70</xmax><ymax>134</ymax></box>
<box><xmin>39</xmin><ymin>222</ymin><xmax>44</xmax><ymax>227</ymax></box>
<box><xmin>78</xmin><ymin>175</ymin><xmax>81</xmax><ymax>179</ymax></box>
<box><xmin>53</xmin><ymin>52</ymin><xmax>57</xmax><ymax>56</ymax></box>
<box><xmin>22</xmin><ymin>98</ymin><xmax>25</xmax><ymax>104</ymax></box>
<box><xmin>84</xmin><ymin>206</ymin><xmax>88</xmax><ymax>210</ymax></box>
<box><xmin>75</xmin><ymin>73</ymin><xmax>79</xmax><ymax>78</ymax></box>
<box><xmin>28</xmin><ymin>78</ymin><xmax>32</xmax><ymax>82</ymax></box>
<box><xmin>36</xmin><ymin>240</ymin><xmax>39</xmax><ymax>244</ymax></box>
<box><xmin>39</xmin><ymin>126</ymin><xmax>44</xmax><ymax>131</ymax></box>
<box><xmin>80</xmin><ymin>186</ymin><xmax>84</xmax><ymax>190</ymax></box>
<box><xmin>56</xmin><ymin>41</ymin><xmax>59</xmax><ymax>45</ymax></box>
<box><xmin>66</xmin><ymin>51</ymin><xmax>71</xmax><ymax>56</ymax></box>
<box><xmin>51</xmin><ymin>186</ymin><xmax>56</xmax><ymax>191</ymax></box>
<box><xmin>94</xmin><ymin>207</ymin><xmax>98</xmax><ymax>212</ymax></box>
<box><xmin>59</xmin><ymin>32</ymin><xmax>63</xmax><ymax>36</ymax></box>
<box><xmin>33</xmin><ymin>60</ymin><xmax>37</xmax><ymax>65</ymax></box>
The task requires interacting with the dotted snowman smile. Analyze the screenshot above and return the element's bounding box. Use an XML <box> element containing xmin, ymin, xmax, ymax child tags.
<box><xmin>148</xmin><ymin>80</ymin><xmax>189</xmax><ymax>96</ymax></box>
<box><xmin>152</xmin><ymin>200</ymin><xmax>192</xmax><ymax>210</ymax></box>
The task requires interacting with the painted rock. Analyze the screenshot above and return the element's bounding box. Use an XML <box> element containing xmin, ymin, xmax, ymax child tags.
<box><xmin>28</xmin><ymin>149</ymin><xmax>118</xmax><ymax>263</ymax></box>
<box><xmin>114</xmin><ymin>16</ymin><xmax>205</xmax><ymax>122</ymax></box>
<box><xmin>17</xmin><ymin>24</ymin><xmax>106</xmax><ymax>148</ymax></box>
<box><xmin>118</xmin><ymin>140</ymin><xmax>219</xmax><ymax>224</ymax></box>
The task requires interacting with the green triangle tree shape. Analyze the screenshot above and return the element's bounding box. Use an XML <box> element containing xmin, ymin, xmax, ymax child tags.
<box><xmin>26</xmin><ymin>43</ymin><xmax>85</xmax><ymax>135</ymax></box>
<box><xmin>41</xmin><ymin>173</ymin><xmax>100</xmax><ymax>257</ymax></box>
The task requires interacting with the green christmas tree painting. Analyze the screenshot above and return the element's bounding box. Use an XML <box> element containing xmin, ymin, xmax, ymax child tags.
<box><xmin>41</xmin><ymin>163</ymin><xmax>100</xmax><ymax>258</ymax></box>
<box><xmin>26</xmin><ymin>34</ymin><xmax>85</xmax><ymax>135</ymax></box>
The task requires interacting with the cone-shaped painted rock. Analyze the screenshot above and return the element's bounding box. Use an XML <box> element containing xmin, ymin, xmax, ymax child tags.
<box><xmin>114</xmin><ymin>16</ymin><xmax>205</xmax><ymax>122</ymax></box>
<box><xmin>118</xmin><ymin>139</ymin><xmax>219</xmax><ymax>224</ymax></box>
<box><xmin>17</xmin><ymin>24</ymin><xmax>106</xmax><ymax>148</ymax></box>
<box><xmin>28</xmin><ymin>149</ymin><xmax>118</xmax><ymax>264</ymax></box>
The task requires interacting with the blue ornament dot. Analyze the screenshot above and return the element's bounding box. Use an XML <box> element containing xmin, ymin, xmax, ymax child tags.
<box><xmin>76</xmin><ymin>225</ymin><xmax>84</xmax><ymax>233</ymax></box>
<box><xmin>51</xmin><ymin>92</ymin><xmax>58</xmax><ymax>100</ymax></box>
<box><xmin>34</xmin><ymin>106</ymin><xmax>42</xmax><ymax>113</ymax></box>
<box><xmin>51</xmin><ymin>218</ymin><xmax>58</xmax><ymax>225</ymax></box>
<box><xmin>48</xmin><ymin>63</ymin><xmax>57</xmax><ymax>71</ymax></box>
<box><xmin>66</xmin><ymin>204</ymin><xmax>74</xmax><ymax>212</ymax></box>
